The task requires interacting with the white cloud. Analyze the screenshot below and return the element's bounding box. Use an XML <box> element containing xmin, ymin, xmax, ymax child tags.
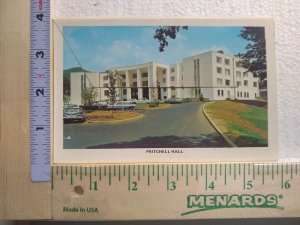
<box><xmin>90</xmin><ymin>40</ymin><xmax>153</xmax><ymax>71</ymax></box>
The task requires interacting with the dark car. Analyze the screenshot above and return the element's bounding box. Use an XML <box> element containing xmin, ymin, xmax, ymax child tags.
<box><xmin>63</xmin><ymin>107</ymin><xmax>86</xmax><ymax>123</ymax></box>
<box><xmin>80</xmin><ymin>101</ymin><xmax>107</xmax><ymax>110</ymax></box>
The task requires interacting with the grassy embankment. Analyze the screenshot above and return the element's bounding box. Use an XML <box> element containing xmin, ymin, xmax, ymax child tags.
<box><xmin>205</xmin><ymin>101</ymin><xmax>268</xmax><ymax>147</ymax></box>
<box><xmin>85</xmin><ymin>111</ymin><xmax>142</xmax><ymax>123</ymax></box>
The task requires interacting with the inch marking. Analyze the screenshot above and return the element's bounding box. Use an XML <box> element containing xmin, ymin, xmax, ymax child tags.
<box><xmin>51</xmin><ymin>163</ymin><xmax>300</xmax><ymax>195</ymax></box>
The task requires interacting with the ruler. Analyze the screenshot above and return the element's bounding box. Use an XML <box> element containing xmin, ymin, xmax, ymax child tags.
<box><xmin>30</xmin><ymin>0</ymin><xmax>51</xmax><ymax>181</ymax></box>
<box><xmin>52</xmin><ymin>163</ymin><xmax>300</xmax><ymax>220</ymax></box>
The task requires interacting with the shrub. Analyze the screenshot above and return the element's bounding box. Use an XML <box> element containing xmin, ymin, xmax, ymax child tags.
<box><xmin>182</xmin><ymin>98</ymin><xmax>192</xmax><ymax>103</ymax></box>
<box><xmin>149</xmin><ymin>102</ymin><xmax>159</xmax><ymax>108</ymax></box>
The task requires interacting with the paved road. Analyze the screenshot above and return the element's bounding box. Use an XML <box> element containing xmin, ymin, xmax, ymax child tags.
<box><xmin>63</xmin><ymin>102</ymin><xmax>228</xmax><ymax>149</ymax></box>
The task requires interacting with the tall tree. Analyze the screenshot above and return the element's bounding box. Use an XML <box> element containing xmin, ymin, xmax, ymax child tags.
<box><xmin>81</xmin><ymin>86</ymin><xmax>98</xmax><ymax>105</ymax></box>
<box><xmin>107</xmin><ymin>70</ymin><xmax>117</xmax><ymax>103</ymax></box>
<box><xmin>153</xmin><ymin>26</ymin><xmax>188</xmax><ymax>52</ymax></box>
<box><xmin>237</xmin><ymin>27</ymin><xmax>267</xmax><ymax>84</ymax></box>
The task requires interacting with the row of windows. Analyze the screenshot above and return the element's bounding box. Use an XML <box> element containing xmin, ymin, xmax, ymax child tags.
<box><xmin>216</xmin><ymin>56</ymin><xmax>242</xmax><ymax>67</ymax></box>
<box><xmin>217</xmin><ymin>79</ymin><xmax>257</xmax><ymax>87</ymax></box>
<box><xmin>217</xmin><ymin>90</ymin><xmax>255</xmax><ymax>99</ymax></box>
<box><xmin>217</xmin><ymin>89</ymin><xmax>224</xmax><ymax>96</ymax></box>
<box><xmin>237</xmin><ymin>91</ymin><xmax>250</xmax><ymax>98</ymax></box>
<box><xmin>216</xmin><ymin>57</ymin><xmax>231</xmax><ymax>65</ymax></box>
<box><xmin>217</xmin><ymin>67</ymin><xmax>249</xmax><ymax>77</ymax></box>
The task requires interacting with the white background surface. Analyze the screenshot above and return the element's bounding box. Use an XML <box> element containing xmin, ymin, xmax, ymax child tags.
<box><xmin>53</xmin><ymin>0</ymin><xmax>300</xmax><ymax>161</ymax></box>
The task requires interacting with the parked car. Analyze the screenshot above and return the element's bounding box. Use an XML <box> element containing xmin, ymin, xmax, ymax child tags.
<box><xmin>130</xmin><ymin>98</ymin><xmax>150</xmax><ymax>104</ymax></box>
<box><xmin>63</xmin><ymin>107</ymin><xmax>86</xmax><ymax>123</ymax></box>
<box><xmin>63</xmin><ymin>104</ymin><xmax>79</xmax><ymax>108</ymax></box>
<box><xmin>165</xmin><ymin>98</ymin><xmax>183</xmax><ymax>104</ymax></box>
<box><xmin>107</xmin><ymin>102</ymin><xmax>135</xmax><ymax>110</ymax></box>
<box><xmin>80</xmin><ymin>101</ymin><xmax>107</xmax><ymax>110</ymax></box>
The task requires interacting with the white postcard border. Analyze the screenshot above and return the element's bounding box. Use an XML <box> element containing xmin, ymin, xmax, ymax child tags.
<box><xmin>53</xmin><ymin>18</ymin><xmax>277</xmax><ymax>164</ymax></box>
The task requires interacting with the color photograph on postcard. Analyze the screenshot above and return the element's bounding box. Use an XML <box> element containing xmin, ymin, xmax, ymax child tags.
<box><xmin>53</xmin><ymin>19</ymin><xmax>277</xmax><ymax>163</ymax></box>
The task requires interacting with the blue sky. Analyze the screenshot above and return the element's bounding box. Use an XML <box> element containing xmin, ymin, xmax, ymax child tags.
<box><xmin>63</xmin><ymin>26</ymin><xmax>249</xmax><ymax>72</ymax></box>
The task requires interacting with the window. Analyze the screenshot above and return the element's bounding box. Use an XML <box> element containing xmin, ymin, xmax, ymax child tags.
<box><xmin>171</xmin><ymin>86</ymin><xmax>176</xmax><ymax>91</ymax></box>
<box><xmin>237</xmin><ymin>92</ymin><xmax>239</xmax><ymax>97</ymax></box>
<box><xmin>221</xmin><ymin>90</ymin><xmax>224</xmax><ymax>96</ymax></box>
<box><xmin>104</xmin><ymin>90</ymin><xmax>109</xmax><ymax>96</ymax></box>
<box><xmin>218</xmin><ymin>90</ymin><xmax>220</xmax><ymax>96</ymax></box>
<box><xmin>163</xmin><ymin>78</ymin><xmax>166</xmax><ymax>83</ymax></box>
<box><xmin>217</xmin><ymin>56</ymin><xmax>222</xmax><ymax>63</ymax></box>
<box><xmin>217</xmin><ymin>78</ymin><xmax>223</xmax><ymax>85</ymax></box>
<box><xmin>247</xmin><ymin>92</ymin><xmax>249</xmax><ymax>98</ymax></box>
<box><xmin>243</xmin><ymin>72</ymin><xmax>248</xmax><ymax>77</ymax></box>
<box><xmin>244</xmin><ymin>92</ymin><xmax>246</xmax><ymax>98</ymax></box>
<box><xmin>237</xmin><ymin>81</ymin><xmax>242</xmax><ymax>87</ymax></box>
<box><xmin>163</xmin><ymin>87</ymin><xmax>167</xmax><ymax>91</ymax></box>
<box><xmin>142</xmin><ymin>72</ymin><xmax>148</xmax><ymax>78</ymax></box>
<box><xmin>217</xmin><ymin>67</ymin><xmax>222</xmax><ymax>74</ymax></box>
<box><xmin>225</xmin><ymin>69</ymin><xmax>230</xmax><ymax>75</ymax></box>
<box><xmin>244</xmin><ymin>80</ymin><xmax>248</xmax><ymax>86</ymax></box>
<box><xmin>133</xmin><ymin>82</ymin><xmax>137</xmax><ymax>87</ymax></box>
<box><xmin>253</xmin><ymin>82</ymin><xmax>257</xmax><ymax>87</ymax></box>
<box><xmin>123</xmin><ymin>89</ymin><xmax>127</xmax><ymax>95</ymax></box>
<box><xmin>170</xmin><ymin>67</ymin><xmax>175</xmax><ymax>72</ymax></box>
<box><xmin>103</xmin><ymin>76</ymin><xmax>108</xmax><ymax>80</ymax></box>
<box><xmin>142</xmin><ymin>81</ymin><xmax>148</xmax><ymax>86</ymax></box>
<box><xmin>122</xmin><ymin>82</ymin><xmax>126</xmax><ymax>87</ymax></box>
<box><xmin>162</xmin><ymin>69</ymin><xmax>166</xmax><ymax>74</ymax></box>
<box><xmin>170</xmin><ymin>76</ymin><xmax>175</xmax><ymax>81</ymax></box>
<box><xmin>225</xmin><ymin>79</ymin><xmax>230</xmax><ymax>86</ymax></box>
<box><xmin>132</xmin><ymin>74</ymin><xmax>137</xmax><ymax>78</ymax></box>
<box><xmin>236</xmin><ymin>61</ymin><xmax>241</xmax><ymax>67</ymax></box>
<box><xmin>121</xmin><ymin>74</ymin><xmax>126</xmax><ymax>79</ymax></box>
<box><xmin>236</xmin><ymin>71</ymin><xmax>241</xmax><ymax>77</ymax></box>
<box><xmin>225</xmin><ymin>59</ymin><xmax>230</xmax><ymax>65</ymax></box>
<box><xmin>103</xmin><ymin>83</ymin><xmax>108</xmax><ymax>88</ymax></box>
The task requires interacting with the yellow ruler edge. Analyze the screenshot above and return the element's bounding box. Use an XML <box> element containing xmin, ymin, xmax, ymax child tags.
<box><xmin>52</xmin><ymin>163</ymin><xmax>300</xmax><ymax>220</ymax></box>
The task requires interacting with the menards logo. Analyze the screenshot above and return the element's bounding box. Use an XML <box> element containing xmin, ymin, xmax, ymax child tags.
<box><xmin>181</xmin><ymin>194</ymin><xmax>284</xmax><ymax>216</ymax></box>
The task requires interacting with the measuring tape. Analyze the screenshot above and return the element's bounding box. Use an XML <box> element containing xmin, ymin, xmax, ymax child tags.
<box><xmin>30</xmin><ymin>0</ymin><xmax>51</xmax><ymax>181</ymax></box>
<box><xmin>52</xmin><ymin>163</ymin><xmax>300</xmax><ymax>220</ymax></box>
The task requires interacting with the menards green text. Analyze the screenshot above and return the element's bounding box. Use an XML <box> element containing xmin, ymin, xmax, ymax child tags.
<box><xmin>187</xmin><ymin>194</ymin><xmax>280</xmax><ymax>209</ymax></box>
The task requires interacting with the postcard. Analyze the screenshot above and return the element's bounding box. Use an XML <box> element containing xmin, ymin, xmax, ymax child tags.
<box><xmin>53</xmin><ymin>18</ymin><xmax>277</xmax><ymax>163</ymax></box>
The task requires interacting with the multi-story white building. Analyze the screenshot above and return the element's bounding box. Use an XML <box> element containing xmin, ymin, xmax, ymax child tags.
<box><xmin>70</xmin><ymin>51</ymin><xmax>260</xmax><ymax>105</ymax></box>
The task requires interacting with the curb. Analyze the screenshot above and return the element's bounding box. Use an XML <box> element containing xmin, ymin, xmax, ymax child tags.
<box><xmin>87</xmin><ymin>114</ymin><xmax>144</xmax><ymax>125</ymax></box>
<box><xmin>202</xmin><ymin>102</ymin><xmax>237</xmax><ymax>147</ymax></box>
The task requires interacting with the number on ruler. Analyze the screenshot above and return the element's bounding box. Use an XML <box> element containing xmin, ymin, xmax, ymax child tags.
<box><xmin>208</xmin><ymin>181</ymin><xmax>215</xmax><ymax>190</ymax></box>
<box><xmin>246</xmin><ymin>180</ymin><xmax>253</xmax><ymax>190</ymax></box>
<box><xmin>36</xmin><ymin>13</ymin><xmax>44</xmax><ymax>21</ymax></box>
<box><xmin>36</xmin><ymin>89</ymin><xmax>44</xmax><ymax>97</ymax></box>
<box><xmin>169</xmin><ymin>181</ymin><xmax>176</xmax><ymax>191</ymax></box>
<box><xmin>284</xmin><ymin>180</ymin><xmax>291</xmax><ymax>189</ymax></box>
<box><xmin>130</xmin><ymin>181</ymin><xmax>138</xmax><ymax>191</ymax></box>
<box><xmin>36</xmin><ymin>51</ymin><xmax>44</xmax><ymax>58</ymax></box>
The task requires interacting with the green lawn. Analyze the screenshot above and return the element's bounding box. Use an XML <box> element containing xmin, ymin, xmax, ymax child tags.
<box><xmin>205</xmin><ymin>101</ymin><xmax>268</xmax><ymax>147</ymax></box>
<box><xmin>238</xmin><ymin>107</ymin><xmax>268</xmax><ymax>131</ymax></box>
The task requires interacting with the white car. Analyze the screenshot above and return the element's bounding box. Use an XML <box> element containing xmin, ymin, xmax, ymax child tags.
<box><xmin>134</xmin><ymin>98</ymin><xmax>150</xmax><ymax>104</ymax></box>
<box><xmin>107</xmin><ymin>102</ymin><xmax>135</xmax><ymax>110</ymax></box>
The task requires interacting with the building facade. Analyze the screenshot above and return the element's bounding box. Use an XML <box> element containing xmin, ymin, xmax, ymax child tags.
<box><xmin>70</xmin><ymin>51</ymin><xmax>260</xmax><ymax>105</ymax></box>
